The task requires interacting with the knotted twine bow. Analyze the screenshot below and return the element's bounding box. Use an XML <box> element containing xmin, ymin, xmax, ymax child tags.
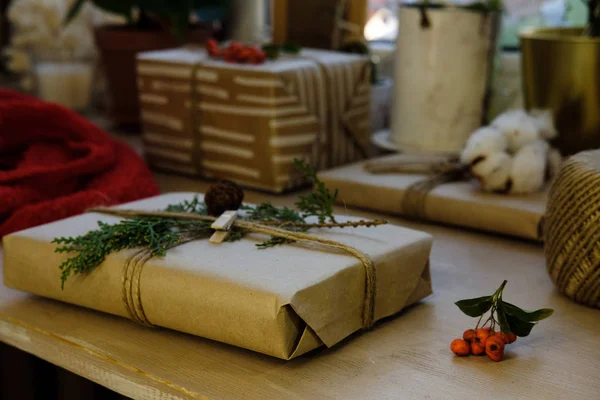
<box><xmin>90</xmin><ymin>208</ymin><xmax>382</xmax><ymax>331</ymax></box>
<box><xmin>364</xmin><ymin>155</ymin><xmax>471</xmax><ymax>221</ymax></box>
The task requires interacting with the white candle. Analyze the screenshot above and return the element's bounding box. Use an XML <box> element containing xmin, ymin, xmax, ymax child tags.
<box><xmin>390</xmin><ymin>7</ymin><xmax>498</xmax><ymax>155</ymax></box>
<box><xmin>229</xmin><ymin>0</ymin><xmax>266</xmax><ymax>44</ymax></box>
<box><xmin>34</xmin><ymin>61</ymin><xmax>94</xmax><ymax>110</ymax></box>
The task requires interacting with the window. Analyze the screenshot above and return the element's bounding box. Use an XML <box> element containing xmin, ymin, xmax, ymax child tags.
<box><xmin>365</xmin><ymin>0</ymin><xmax>397</xmax><ymax>41</ymax></box>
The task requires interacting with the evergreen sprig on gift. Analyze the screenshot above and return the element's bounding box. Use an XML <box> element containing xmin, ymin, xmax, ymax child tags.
<box><xmin>455</xmin><ymin>280</ymin><xmax>554</xmax><ymax>337</ymax></box>
<box><xmin>53</xmin><ymin>159</ymin><xmax>348</xmax><ymax>288</ymax></box>
<box><xmin>293</xmin><ymin>159</ymin><xmax>338</xmax><ymax>223</ymax></box>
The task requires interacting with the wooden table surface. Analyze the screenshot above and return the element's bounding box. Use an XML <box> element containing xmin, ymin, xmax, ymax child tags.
<box><xmin>1</xmin><ymin>137</ymin><xmax>600</xmax><ymax>400</ymax></box>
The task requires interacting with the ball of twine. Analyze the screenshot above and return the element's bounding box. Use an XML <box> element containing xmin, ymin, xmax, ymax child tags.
<box><xmin>544</xmin><ymin>150</ymin><xmax>600</xmax><ymax>308</ymax></box>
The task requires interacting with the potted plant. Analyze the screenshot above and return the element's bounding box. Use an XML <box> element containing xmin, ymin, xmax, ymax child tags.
<box><xmin>65</xmin><ymin>0</ymin><xmax>229</xmax><ymax>129</ymax></box>
<box><xmin>521</xmin><ymin>0</ymin><xmax>600</xmax><ymax>155</ymax></box>
<box><xmin>388</xmin><ymin>1</ymin><xmax>502</xmax><ymax>155</ymax></box>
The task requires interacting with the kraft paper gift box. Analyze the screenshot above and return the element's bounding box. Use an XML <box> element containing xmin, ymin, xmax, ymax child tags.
<box><xmin>319</xmin><ymin>155</ymin><xmax>548</xmax><ymax>241</ymax></box>
<box><xmin>3</xmin><ymin>193</ymin><xmax>433</xmax><ymax>360</ymax></box>
<box><xmin>136</xmin><ymin>48</ymin><xmax>371</xmax><ymax>193</ymax></box>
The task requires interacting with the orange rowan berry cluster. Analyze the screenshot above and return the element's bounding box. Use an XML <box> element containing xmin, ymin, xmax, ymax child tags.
<box><xmin>206</xmin><ymin>39</ymin><xmax>266</xmax><ymax>64</ymax></box>
<box><xmin>452</xmin><ymin>280</ymin><xmax>553</xmax><ymax>363</ymax></box>
<box><xmin>451</xmin><ymin>327</ymin><xmax>517</xmax><ymax>362</ymax></box>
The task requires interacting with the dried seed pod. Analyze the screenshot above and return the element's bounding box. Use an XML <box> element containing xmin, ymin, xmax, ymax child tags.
<box><xmin>204</xmin><ymin>180</ymin><xmax>245</xmax><ymax>216</ymax></box>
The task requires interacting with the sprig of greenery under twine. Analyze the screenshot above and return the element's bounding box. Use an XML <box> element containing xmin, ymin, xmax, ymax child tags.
<box><xmin>53</xmin><ymin>159</ymin><xmax>386</xmax><ymax>289</ymax></box>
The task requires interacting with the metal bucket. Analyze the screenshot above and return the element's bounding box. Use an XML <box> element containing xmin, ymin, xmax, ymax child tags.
<box><xmin>521</xmin><ymin>27</ymin><xmax>600</xmax><ymax>156</ymax></box>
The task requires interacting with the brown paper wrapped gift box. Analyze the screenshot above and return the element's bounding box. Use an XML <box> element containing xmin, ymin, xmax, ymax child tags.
<box><xmin>136</xmin><ymin>48</ymin><xmax>371</xmax><ymax>193</ymax></box>
<box><xmin>319</xmin><ymin>155</ymin><xmax>548</xmax><ymax>241</ymax></box>
<box><xmin>2</xmin><ymin>193</ymin><xmax>432</xmax><ymax>359</ymax></box>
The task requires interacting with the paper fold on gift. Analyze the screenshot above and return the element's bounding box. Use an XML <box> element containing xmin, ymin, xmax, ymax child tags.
<box><xmin>319</xmin><ymin>155</ymin><xmax>547</xmax><ymax>241</ymax></box>
<box><xmin>3</xmin><ymin>193</ymin><xmax>432</xmax><ymax>359</ymax></box>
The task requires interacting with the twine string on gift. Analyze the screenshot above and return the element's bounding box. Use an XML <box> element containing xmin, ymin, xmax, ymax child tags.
<box><xmin>122</xmin><ymin>248</ymin><xmax>153</xmax><ymax>326</ymax></box>
<box><xmin>279</xmin><ymin>52</ymin><xmax>371</xmax><ymax>165</ymax></box>
<box><xmin>364</xmin><ymin>155</ymin><xmax>470</xmax><ymax>220</ymax></box>
<box><xmin>121</xmin><ymin>232</ymin><xmax>206</xmax><ymax>327</ymax></box>
<box><xmin>89</xmin><ymin>208</ymin><xmax>380</xmax><ymax>330</ymax></box>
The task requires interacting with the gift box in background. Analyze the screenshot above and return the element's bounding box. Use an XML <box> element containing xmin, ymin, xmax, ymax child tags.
<box><xmin>136</xmin><ymin>48</ymin><xmax>371</xmax><ymax>193</ymax></box>
<box><xmin>319</xmin><ymin>155</ymin><xmax>547</xmax><ymax>241</ymax></box>
<box><xmin>3</xmin><ymin>193</ymin><xmax>433</xmax><ymax>360</ymax></box>
<box><xmin>272</xmin><ymin>0</ymin><xmax>367</xmax><ymax>50</ymax></box>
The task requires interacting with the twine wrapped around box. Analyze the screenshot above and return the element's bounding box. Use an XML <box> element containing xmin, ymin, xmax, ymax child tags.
<box><xmin>544</xmin><ymin>150</ymin><xmax>600</xmax><ymax>308</ymax></box>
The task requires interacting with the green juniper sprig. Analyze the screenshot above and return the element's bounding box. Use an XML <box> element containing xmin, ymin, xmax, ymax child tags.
<box><xmin>53</xmin><ymin>218</ymin><xmax>213</xmax><ymax>289</ymax></box>
<box><xmin>241</xmin><ymin>203</ymin><xmax>304</xmax><ymax>223</ymax></box>
<box><xmin>293</xmin><ymin>158</ymin><xmax>338</xmax><ymax>223</ymax></box>
<box><xmin>53</xmin><ymin>159</ymin><xmax>350</xmax><ymax>288</ymax></box>
<box><xmin>164</xmin><ymin>196</ymin><xmax>208</xmax><ymax>215</ymax></box>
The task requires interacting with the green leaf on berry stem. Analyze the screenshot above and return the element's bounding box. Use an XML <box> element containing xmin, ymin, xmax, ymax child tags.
<box><xmin>496</xmin><ymin>301</ymin><xmax>512</xmax><ymax>334</ymax></box>
<box><xmin>502</xmin><ymin>301</ymin><xmax>554</xmax><ymax>322</ymax></box>
<box><xmin>455</xmin><ymin>296</ymin><xmax>493</xmax><ymax>317</ymax></box>
<box><xmin>506</xmin><ymin>314</ymin><xmax>536</xmax><ymax>337</ymax></box>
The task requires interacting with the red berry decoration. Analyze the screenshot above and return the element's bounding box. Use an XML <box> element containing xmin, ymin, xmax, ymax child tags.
<box><xmin>206</xmin><ymin>39</ymin><xmax>220</xmax><ymax>57</ymax></box>
<box><xmin>252</xmin><ymin>50</ymin><xmax>266</xmax><ymax>64</ymax></box>
<box><xmin>450</xmin><ymin>280</ymin><xmax>554</xmax><ymax>362</ymax></box>
<box><xmin>237</xmin><ymin>48</ymin><xmax>253</xmax><ymax>63</ymax></box>
<box><xmin>205</xmin><ymin>40</ymin><xmax>267</xmax><ymax>65</ymax></box>
<box><xmin>450</xmin><ymin>339</ymin><xmax>470</xmax><ymax>356</ymax></box>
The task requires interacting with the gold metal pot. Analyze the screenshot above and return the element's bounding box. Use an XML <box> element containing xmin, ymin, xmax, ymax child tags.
<box><xmin>521</xmin><ymin>27</ymin><xmax>600</xmax><ymax>155</ymax></box>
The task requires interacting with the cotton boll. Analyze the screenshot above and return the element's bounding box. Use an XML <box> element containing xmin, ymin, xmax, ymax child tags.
<box><xmin>460</xmin><ymin>126</ymin><xmax>507</xmax><ymax>165</ymax></box>
<box><xmin>530</xmin><ymin>109</ymin><xmax>558</xmax><ymax>140</ymax></box>
<box><xmin>471</xmin><ymin>151</ymin><xmax>511</xmax><ymax>180</ymax></box>
<box><xmin>509</xmin><ymin>140</ymin><xmax>549</xmax><ymax>194</ymax></box>
<box><xmin>480</xmin><ymin>155</ymin><xmax>513</xmax><ymax>193</ymax></box>
<box><xmin>547</xmin><ymin>147</ymin><xmax>563</xmax><ymax>179</ymax></box>
<box><xmin>491</xmin><ymin>109</ymin><xmax>540</xmax><ymax>153</ymax></box>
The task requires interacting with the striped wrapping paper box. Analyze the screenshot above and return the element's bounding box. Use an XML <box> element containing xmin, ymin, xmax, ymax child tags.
<box><xmin>136</xmin><ymin>48</ymin><xmax>371</xmax><ymax>193</ymax></box>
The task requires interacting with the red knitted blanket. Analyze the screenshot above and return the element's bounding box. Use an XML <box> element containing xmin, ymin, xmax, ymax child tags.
<box><xmin>0</xmin><ymin>90</ymin><xmax>159</xmax><ymax>237</ymax></box>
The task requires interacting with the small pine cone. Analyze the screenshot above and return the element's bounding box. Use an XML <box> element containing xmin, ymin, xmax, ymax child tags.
<box><xmin>204</xmin><ymin>180</ymin><xmax>244</xmax><ymax>216</ymax></box>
